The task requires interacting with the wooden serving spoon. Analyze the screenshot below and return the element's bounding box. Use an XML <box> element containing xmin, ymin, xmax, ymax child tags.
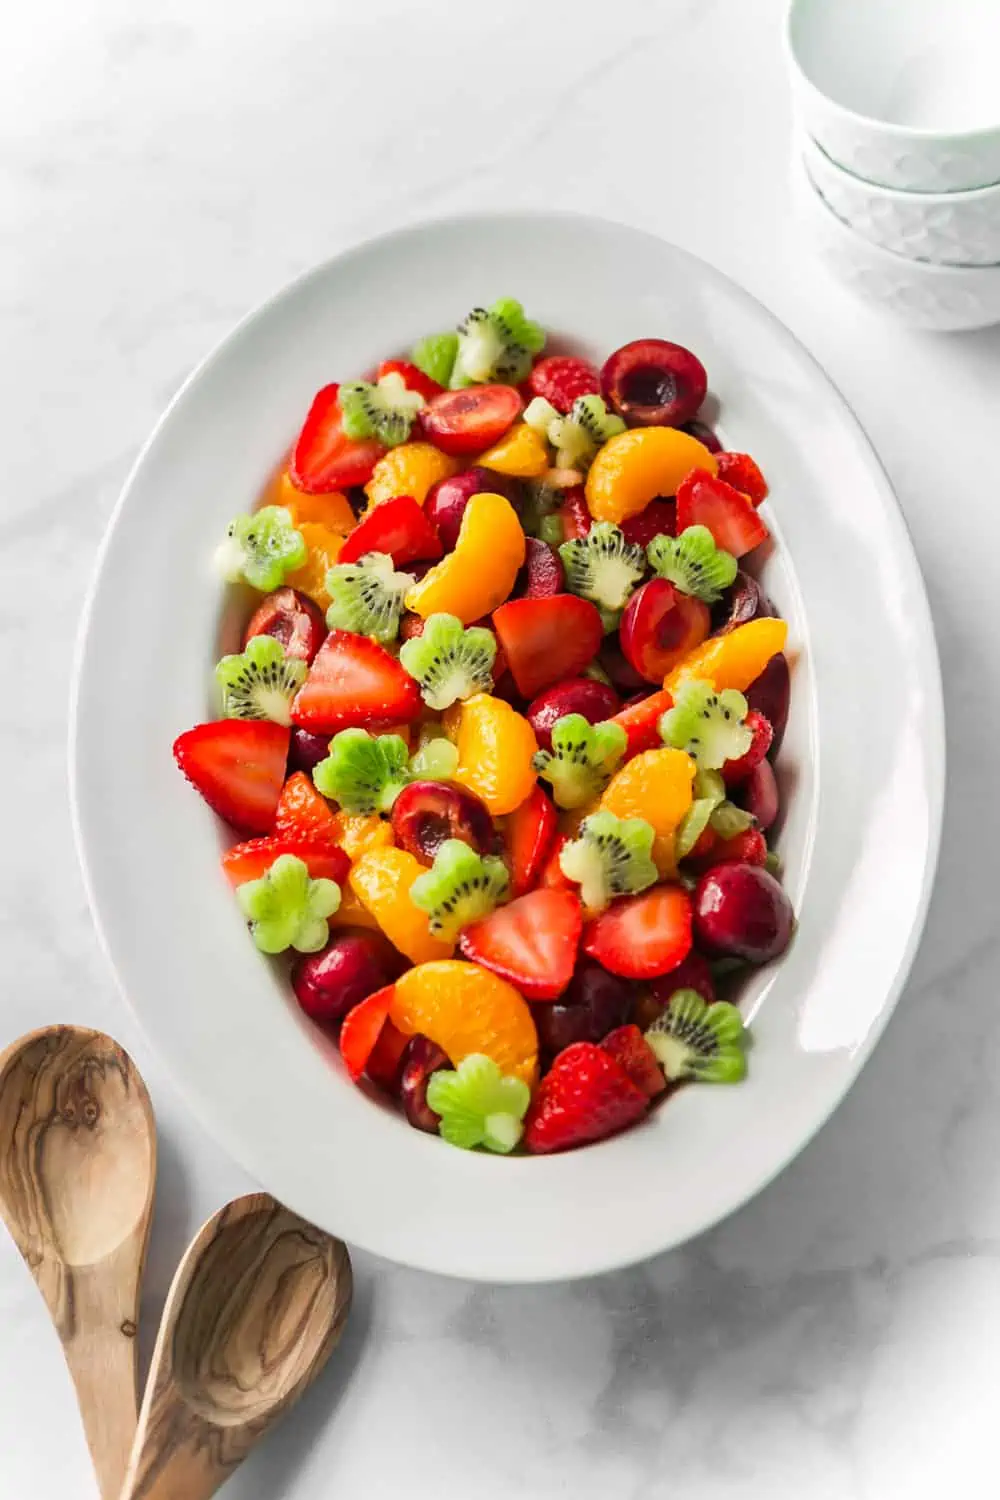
<box><xmin>120</xmin><ymin>1192</ymin><xmax>352</xmax><ymax>1500</ymax></box>
<box><xmin>0</xmin><ymin>1024</ymin><xmax>156</xmax><ymax>1500</ymax></box>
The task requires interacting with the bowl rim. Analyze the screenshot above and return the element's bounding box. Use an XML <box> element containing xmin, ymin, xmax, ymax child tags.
<box><xmin>785</xmin><ymin>0</ymin><xmax>1000</xmax><ymax>151</ymax></box>
<box><xmin>801</xmin><ymin>132</ymin><xmax>1000</xmax><ymax>207</ymax></box>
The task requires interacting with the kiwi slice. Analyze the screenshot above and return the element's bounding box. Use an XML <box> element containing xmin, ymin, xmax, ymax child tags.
<box><xmin>658</xmin><ymin>679</ymin><xmax>754</xmax><ymax>771</ymax></box>
<box><xmin>215</xmin><ymin>635</ymin><xmax>307</xmax><ymax>726</ymax></box>
<box><xmin>398</xmin><ymin>613</ymin><xmax>496</xmax><ymax>711</ymax></box>
<box><xmin>525</xmin><ymin>394</ymin><xmax>625</xmax><ymax>471</ymax></box>
<box><xmin>215</xmin><ymin>506</ymin><xmax>307</xmax><ymax>592</ymax></box>
<box><xmin>559</xmin><ymin>522</ymin><xmax>646</xmax><ymax>615</ymax></box>
<box><xmin>532</xmin><ymin>714</ymin><xmax>627</xmax><ymax>810</ymax></box>
<box><xmin>644</xmin><ymin>990</ymin><xmax>748</xmax><ymax>1083</ymax></box>
<box><xmin>558</xmin><ymin>809</ymin><xmax>658</xmax><ymax>912</ymax></box>
<box><xmin>338</xmin><ymin>371</ymin><xmax>425</xmax><ymax>447</ymax></box>
<box><xmin>324</xmin><ymin>551</ymin><xmax>415</xmax><ymax>642</ymax></box>
<box><xmin>452</xmin><ymin>297</ymin><xmax>545</xmax><ymax>387</ymax></box>
<box><xmin>647</xmin><ymin>525</ymin><xmax>737</xmax><ymax>604</ymax></box>
<box><xmin>411</xmin><ymin>331</ymin><xmax>459</xmax><ymax>387</ymax></box>
<box><xmin>409</xmin><ymin>838</ymin><xmax>510</xmax><ymax>941</ymax></box>
<box><xmin>312</xmin><ymin>729</ymin><xmax>411</xmax><ymax>813</ymax></box>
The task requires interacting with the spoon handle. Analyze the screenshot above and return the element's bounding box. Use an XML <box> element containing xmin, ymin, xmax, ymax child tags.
<box><xmin>59</xmin><ymin>1251</ymin><xmax>141</xmax><ymax>1500</ymax></box>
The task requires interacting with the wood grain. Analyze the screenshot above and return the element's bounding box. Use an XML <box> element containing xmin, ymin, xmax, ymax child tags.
<box><xmin>0</xmin><ymin>1025</ymin><xmax>156</xmax><ymax>1500</ymax></box>
<box><xmin>121</xmin><ymin>1193</ymin><xmax>352</xmax><ymax>1500</ymax></box>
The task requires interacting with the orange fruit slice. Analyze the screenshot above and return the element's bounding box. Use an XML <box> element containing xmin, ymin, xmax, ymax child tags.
<box><xmin>285</xmin><ymin>522</ymin><xmax>343</xmax><ymax>612</ymax></box>
<box><xmin>454</xmin><ymin>693</ymin><xmax>538</xmax><ymax>816</ymax></box>
<box><xmin>601</xmin><ymin>747</ymin><xmax>695</xmax><ymax>873</ymax></box>
<box><xmin>586</xmin><ymin>427</ymin><xmax>718</xmax><ymax>523</ymax></box>
<box><xmin>364</xmin><ymin>442</ymin><xmax>459</xmax><ymax>508</ymax></box>
<box><xmin>273</xmin><ymin>471</ymin><xmax>355</xmax><ymax>534</ymax></box>
<box><xmin>404</xmin><ymin>492</ymin><xmax>526</xmax><ymax>624</ymax></box>
<box><xmin>349</xmin><ymin>847</ymin><xmax>454</xmax><ymax>964</ymax></box>
<box><xmin>663</xmin><ymin>617</ymin><xmax>788</xmax><ymax>695</ymax></box>
<box><xmin>476</xmin><ymin>423</ymin><xmax>550</xmax><ymax>478</ymax></box>
<box><xmin>391</xmin><ymin>960</ymin><xmax>538</xmax><ymax>1085</ymax></box>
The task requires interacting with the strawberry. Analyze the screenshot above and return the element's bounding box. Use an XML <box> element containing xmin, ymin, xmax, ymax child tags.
<box><xmin>539</xmin><ymin>832</ymin><xmax>574</xmax><ymax>891</ymax></box>
<box><xmin>338</xmin><ymin>493</ymin><xmax>442</xmax><ymax>568</ymax></box>
<box><xmin>339</xmin><ymin>985</ymin><xmax>395</xmax><ymax>1082</ymax></box>
<box><xmin>601</xmin><ymin>1025</ymin><xmax>666</xmax><ymax>1098</ymax></box>
<box><xmin>559</xmin><ymin>486</ymin><xmax>592</xmax><ymax>540</ymax></box>
<box><xmin>492</xmin><ymin>594</ymin><xmax>603</xmax><ymax>698</ymax></box>
<box><xmin>221</xmin><ymin>835</ymin><xmax>349</xmax><ymax>888</ymax></box>
<box><xmin>608</xmin><ymin>688</ymin><xmax>674</xmax><ymax>759</ymax></box>
<box><xmin>675</xmin><ymin>469</ymin><xmax>769</xmax><ymax>558</ymax></box>
<box><xmin>721</xmin><ymin>709</ymin><xmax>773</xmax><ymax>784</ymax></box>
<box><xmin>459</xmin><ymin>888</ymin><xmax>582</xmax><ymax>1001</ymax></box>
<box><xmin>274</xmin><ymin>771</ymin><xmax>341</xmax><ymax>846</ymax></box>
<box><xmin>375</xmin><ymin>358</ymin><xmax>444</xmax><ymax>403</ymax></box>
<box><xmin>582</xmin><ymin>884</ymin><xmax>693</xmax><ymax>980</ymax></box>
<box><xmin>290</xmin><ymin>383</ymin><xmax>386</xmax><ymax>493</ymax></box>
<box><xmin>620</xmin><ymin>498</ymin><xmax>676</xmax><ymax>548</ymax></box>
<box><xmin>419</xmin><ymin>385</ymin><xmax>522</xmax><ymax>456</ymax></box>
<box><xmin>524</xmin><ymin>1041</ymin><xmax>648</xmax><ymax>1153</ymax></box>
<box><xmin>173</xmin><ymin>720</ymin><xmax>289</xmax><ymax>835</ymax></box>
<box><xmin>291</xmin><ymin>630</ymin><xmax>421</xmax><ymax>733</ymax></box>
<box><xmin>687</xmin><ymin>826</ymin><xmax>767</xmax><ymax>871</ymax></box>
<box><xmin>364</xmin><ymin>1016</ymin><xmax>411</xmax><ymax>1092</ymax></box>
<box><xmin>503</xmin><ymin>784</ymin><xmax>557</xmax><ymax>896</ymax></box>
<box><xmin>525</xmin><ymin>356</ymin><xmax>600</xmax><ymax>415</ymax></box>
<box><xmin>716</xmin><ymin>451</ymin><xmax>768</xmax><ymax>507</ymax></box>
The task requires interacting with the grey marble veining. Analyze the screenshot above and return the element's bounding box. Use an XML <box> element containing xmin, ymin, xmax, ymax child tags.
<box><xmin>2</xmin><ymin>1</ymin><xmax>998</xmax><ymax>1495</ymax></box>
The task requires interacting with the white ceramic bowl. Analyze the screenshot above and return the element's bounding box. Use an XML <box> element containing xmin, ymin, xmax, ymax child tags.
<box><xmin>787</xmin><ymin>0</ymin><xmax>1000</xmax><ymax>191</ymax></box>
<box><xmin>793</xmin><ymin>158</ymin><xmax>1000</xmax><ymax>330</ymax></box>
<box><xmin>71</xmin><ymin>211</ymin><xmax>944</xmax><ymax>1282</ymax></box>
<box><xmin>802</xmin><ymin>134</ymin><xmax>1000</xmax><ymax>267</ymax></box>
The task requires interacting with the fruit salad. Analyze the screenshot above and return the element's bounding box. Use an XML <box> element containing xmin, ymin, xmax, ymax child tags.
<box><xmin>173</xmin><ymin>301</ymin><xmax>795</xmax><ymax>1156</ymax></box>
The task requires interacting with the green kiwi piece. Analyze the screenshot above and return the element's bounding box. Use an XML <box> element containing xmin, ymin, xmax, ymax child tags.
<box><xmin>658</xmin><ymin>679</ymin><xmax>754</xmax><ymax>770</ymax></box>
<box><xmin>215</xmin><ymin>506</ymin><xmax>307</xmax><ymax>592</ymax></box>
<box><xmin>398</xmin><ymin>613</ymin><xmax>496</xmax><ymax>711</ymax></box>
<box><xmin>451</xmin><ymin>297</ymin><xmax>545</xmax><ymax>387</ymax></box>
<box><xmin>312</xmin><ymin>729</ymin><xmax>411</xmax><ymax>813</ymax></box>
<box><xmin>411</xmin><ymin>331</ymin><xmax>459</xmax><ymax>387</ymax></box>
<box><xmin>647</xmin><ymin>525</ymin><xmax>737</xmax><ymax>604</ymax></box>
<box><xmin>644</xmin><ymin>990</ymin><xmax>748</xmax><ymax>1083</ymax></box>
<box><xmin>338</xmin><ymin>371</ymin><xmax>425</xmax><ymax>446</ymax></box>
<box><xmin>236</xmin><ymin>853</ymin><xmax>341</xmax><ymax>955</ymax></box>
<box><xmin>532</xmin><ymin>714</ymin><xmax>627</xmax><ymax>810</ymax></box>
<box><xmin>409</xmin><ymin>839</ymin><xmax>510</xmax><ymax>941</ymax></box>
<box><xmin>324</xmin><ymin>551</ymin><xmax>414</xmax><ymax>642</ymax></box>
<box><xmin>215</xmin><ymin>635</ymin><xmax>307</xmax><ymax>726</ymax></box>
<box><xmin>558</xmin><ymin>809</ymin><xmax>658</xmax><ymax>912</ymax></box>
<box><xmin>559</xmin><ymin>521</ymin><xmax>646</xmax><ymax>614</ymax></box>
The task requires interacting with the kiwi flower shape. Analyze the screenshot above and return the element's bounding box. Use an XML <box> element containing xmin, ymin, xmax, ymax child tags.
<box><xmin>399</xmin><ymin>613</ymin><xmax>497</xmax><ymax>711</ymax></box>
<box><xmin>324</xmin><ymin>551</ymin><xmax>415</xmax><ymax>642</ymax></box>
<box><xmin>559</xmin><ymin>521</ymin><xmax>646</xmax><ymax>622</ymax></box>
<box><xmin>313</xmin><ymin>729</ymin><xmax>411</xmax><ymax>814</ymax></box>
<box><xmin>411</xmin><ymin>331</ymin><xmax>459</xmax><ymax>387</ymax></box>
<box><xmin>658</xmin><ymin>680</ymin><xmax>754</xmax><ymax>771</ymax></box>
<box><xmin>408</xmin><ymin>838</ymin><xmax>510</xmax><ymax>942</ymax></box>
<box><xmin>644</xmin><ymin>989</ymin><xmax>748</xmax><ymax>1083</ymax></box>
<box><xmin>236</xmin><ymin>854</ymin><xmax>341</xmax><ymax>955</ymax></box>
<box><xmin>338</xmin><ymin>370</ymin><xmax>426</xmax><ymax>447</ymax></box>
<box><xmin>558</xmin><ymin>809</ymin><xmax>658</xmax><ymax>912</ymax></box>
<box><xmin>525</xmin><ymin>393</ymin><xmax>625</xmax><ymax>471</ymax></box>
<box><xmin>426</xmin><ymin>1053</ymin><xmax>531</xmax><ymax>1154</ymax></box>
<box><xmin>452</xmin><ymin>297</ymin><xmax>545</xmax><ymax>387</ymax></box>
<box><xmin>531</xmin><ymin>713</ymin><xmax>627</xmax><ymax>810</ymax></box>
<box><xmin>408</xmin><ymin>736</ymin><xmax>460</xmax><ymax>781</ymax></box>
<box><xmin>215</xmin><ymin>506</ymin><xmax>307</xmax><ymax>592</ymax></box>
<box><xmin>215</xmin><ymin>635</ymin><xmax>306</xmax><ymax>726</ymax></box>
<box><xmin>647</xmin><ymin>525</ymin><xmax>737</xmax><ymax>604</ymax></box>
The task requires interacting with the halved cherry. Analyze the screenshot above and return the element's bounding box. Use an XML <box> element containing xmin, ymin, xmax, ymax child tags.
<box><xmin>290</xmin><ymin>383</ymin><xmax>386</xmax><ymax>492</ymax></box>
<box><xmin>601</xmin><ymin>339</ymin><xmax>708</xmax><ymax>428</ymax></box>
<box><xmin>682</xmin><ymin>419</ymin><xmax>723</xmax><ymax>454</ymax></box>
<box><xmin>526</xmin><ymin>677</ymin><xmax>620</xmax><ymax>751</ymax></box>
<box><xmin>619</xmin><ymin>578</ymin><xmax>710</xmax><ymax>683</ymax></box>
<box><xmin>597</xmin><ymin>641</ymin><xmax>647</xmax><ymax>695</ymax></box>
<box><xmin>715</xmin><ymin>570</ymin><xmax>762</xmax><ymax>635</ymax></box>
<box><xmin>419</xmin><ymin>385</ymin><xmax>522</xmax><ymax>457</ymax></box>
<box><xmin>676</xmin><ymin>469</ymin><xmax>769</xmax><ymax>558</ymax></box>
<box><xmin>338</xmin><ymin>493</ymin><xmax>442</xmax><ymax>567</ymax></box>
<box><xmin>243</xmin><ymin>587</ymin><xmax>326</xmax><ymax>664</ymax></box>
<box><xmin>746</xmin><ymin>653</ymin><xmax>790</xmax><ymax>754</ymax></box>
<box><xmin>375</xmin><ymin>358</ymin><xmax>444</xmax><ymax>402</ymax></box>
<box><xmin>492</xmin><ymin>594</ymin><xmax>604</xmax><ymax>699</ymax></box>
<box><xmin>390</xmin><ymin>780</ymin><xmax>495</xmax><ymax>863</ymax></box>
<box><xmin>425</xmin><ymin>465</ymin><xmax>524</xmax><ymax>550</ymax></box>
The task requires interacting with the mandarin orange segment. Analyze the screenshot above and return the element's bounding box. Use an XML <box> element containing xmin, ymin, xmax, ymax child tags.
<box><xmin>601</xmin><ymin>747</ymin><xmax>695</xmax><ymax>873</ymax></box>
<box><xmin>585</xmin><ymin>427</ymin><xmax>718</xmax><ymax>524</ymax></box>
<box><xmin>476</xmin><ymin>423</ymin><xmax>550</xmax><ymax>479</ymax></box>
<box><xmin>285</xmin><ymin>522</ymin><xmax>344</xmax><ymax>611</ymax></box>
<box><xmin>275</xmin><ymin>472</ymin><xmax>356</xmax><ymax>535</ymax></box>
<box><xmin>349</xmin><ymin>847</ymin><xmax>454</xmax><ymax>964</ymax></box>
<box><xmin>390</xmin><ymin>960</ymin><xmax>539</xmax><ymax>1085</ymax></box>
<box><xmin>454</xmin><ymin>693</ymin><xmax>538</xmax><ymax>817</ymax></box>
<box><xmin>663</xmin><ymin>617</ymin><xmax>788</xmax><ymax>695</ymax></box>
<box><xmin>404</xmin><ymin>492</ymin><xmax>526</xmax><ymax>624</ymax></box>
<box><xmin>332</xmin><ymin>812</ymin><xmax>394</xmax><ymax>861</ymax></box>
<box><xmin>364</xmin><ymin>442</ymin><xmax>459</xmax><ymax>508</ymax></box>
<box><xmin>327</xmin><ymin>884</ymin><xmax>382</xmax><ymax>933</ymax></box>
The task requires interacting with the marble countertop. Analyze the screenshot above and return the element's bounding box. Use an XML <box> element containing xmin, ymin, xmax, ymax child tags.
<box><xmin>3</xmin><ymin>0</ymin><xmax>997</xmax><ymax>1494</ymax></box>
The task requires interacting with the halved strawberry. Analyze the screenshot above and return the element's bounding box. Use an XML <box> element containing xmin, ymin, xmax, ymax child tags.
<box><xmin>559</xmin><ymin>486</ymin><xmax>592</xmax><ymax>541</ymax></box>
<box><xmin>524</xmin><ymin>1041</ymin><xmax>648</xmax><ymax>1154</ymax></box>
<box><xmin>375</xmin><ymin>358</ymin><xmax>444</xmax><ymax>403</ymax></box>
<box><xmin>459</xmin><ymin>888</ymin><xmax>582</xmax><ymax>1001</ymax></box>
<box><xmin>721</xmin><ymin>709</ymin><xmax>773</xmax><ymax>784</ymax></box>
<box><xmin>339</xmin><ymin>985</ymin><xmax>395</xmax><ymax>1082</ymax></box>
<box><xmin>503</xmin><ymin>784</ymin><xmax>557</xmax><ymax>896</ymax></box>
<box><xmin>620</xmin><ymin>498</ymin><xmax>676</xmax><ymax>548</ymax></box>
<box><xmin>290</xmin><ymin>383</ymin><xmax>386</xmax><ymax>493</ymax></box>
<box><xmin>221</xmin><ymin>835</ymin><xmax>349</xmax><ymax>888</ymax></box>
<box><xmin>173</xmin><ymin>720</ymin><xmax>289</xmax><ymax>835</ymax></box>
<box><xmin>274</xmin><ymin>771</ymin><xmax>340</xmax><ymax>847</ymax></box>
<box><xmin>716</xmin><ymin>451</ymin><xmax>768</xmax><ymax>506</ymax></box>
<box><xmin>492</xmin><ymin>594</ymin><xmax>603</xmax><ymax>699</ymax></box>
<box><xmin>419</xmin><ymin>385</ymin><xmax>522</xmax><ymax>456</ymax></box>
<box><xmin>601</xmin><ymin>1025</ymin><xmax>666</xmax><ymax>1098</ymax></box>
<box><xmin>539</xmin><ymin>832</ymin><xmax>574</xmax><ymax>891</ymax></box>
<box><xmin>687</xmin><ymin>826</ymin><xmax>767</xmax><ymax>871</ymax></box>
<box><xmin>364</xmin><ymin>1016</ymin><xmax>410</xmax><ymax>1092</ymax></box>
<box><xmin>525</xmin><ymin>355</ymin><xmax>600</xmax><ymax>414</ymax></box>
<box><xmin>338</xmin><ymin>493</ymin><xmax>442</xmax><ymax>568</ymax></box>
<box><xmin>608</xmin><ymin>688</ymin><xmax>674</xmax><ymax>759</ymax></box>
<box><xmin>675</xmin><ymin>469</ymin><xmax>769</xmax><ymax>558</ymax></box>
<box><xmin>291</xmin><ymin>630</ymin><xmax>421</xmax><ymax>733</ymax></box>
<box><xmin>582</xmin><ymin>884</ymin><xmax>692</xmax><ymax>980</ymax></box>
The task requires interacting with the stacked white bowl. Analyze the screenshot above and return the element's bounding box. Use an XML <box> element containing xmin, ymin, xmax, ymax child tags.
<box><xmin>786</xmin><ymin>0</ymin><xmax>1000</xmax><ymax>330</ymax></box>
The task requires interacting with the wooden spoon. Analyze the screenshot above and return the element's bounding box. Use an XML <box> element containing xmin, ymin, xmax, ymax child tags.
<box><xmin>0</xmin><ymin>1025</ymin><xmax>156</xmax><ymax>1500</ymax></box>
<box><xmin>120</xmin><ymin>1192</ymin><xmax>352</xmax><ymax>1500</ymax></box>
